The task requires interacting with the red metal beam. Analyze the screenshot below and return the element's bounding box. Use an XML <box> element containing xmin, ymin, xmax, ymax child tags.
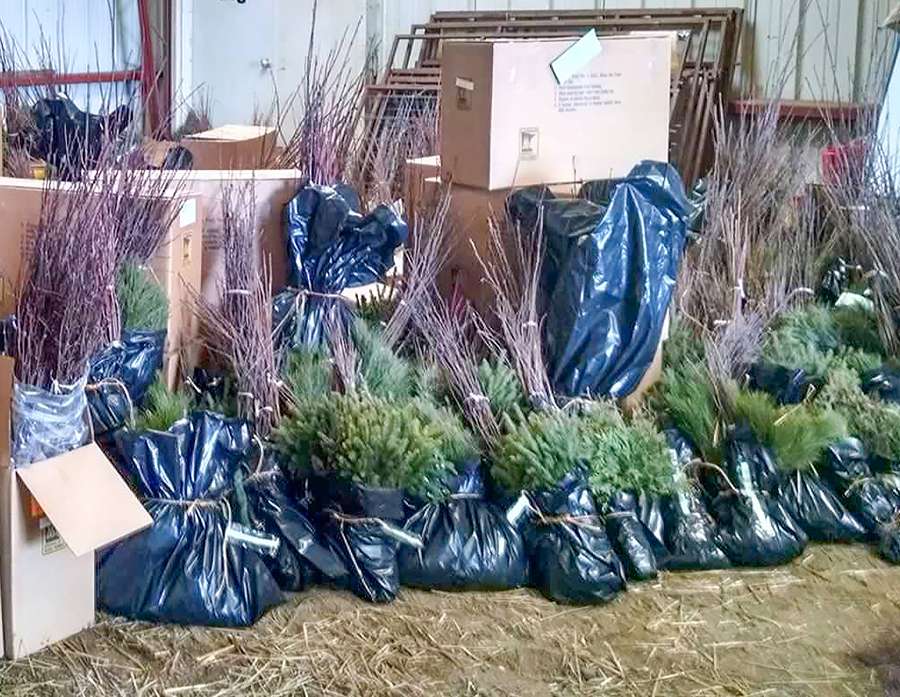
<box><xmin>138</xmin><ymin>0</ymin><xmax>161</xmax><ymax>134</ymax></box>
<box><xmin>729</xmin><ymin>98</ymin><xmax>868</xmax><ymax>121</ymax></box>
<box><xmin>0</xmin><ymin>69</ymin><xmax>141</xmax><ymax>89</ymax></box>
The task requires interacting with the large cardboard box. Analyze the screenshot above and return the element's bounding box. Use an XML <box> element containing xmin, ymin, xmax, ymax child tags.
<box><xmin>0</xmin><ymin>358</ymin><xmax>151</xmax><ymax>659</ymax></box>
<box><xmin>0</xmin><ymin>178</ymin><xmax>204</xmax><ymax>389</ymax></box>
<box><xmin>135</xmin><ymin>170</ymin><xmax>305</xmax><ymax>309</ymax></box>
<box><xmin>441</xmin><ymin>33</ymin><xmax>672</xmax><ymax>190</ymax></box>
<box><xmin>423</xmin><ymin>176</ymin><xmax>580</xmax><ymax>316</ymax></box>
<box><xmin>183</xmin><ymin>125</ymin><xmax>278</xmax><ymax>171</ymax></box>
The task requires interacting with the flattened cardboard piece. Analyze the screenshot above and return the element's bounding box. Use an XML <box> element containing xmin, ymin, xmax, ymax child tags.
<box><xmin>441</xmin><ymin>34</ymin><xmax>672</xmax><ymax>190</ymax></box>
<box><xmin>15</xmin><ymin>442</ymin><xmax>151</xmax><ymax>558</ymax></box>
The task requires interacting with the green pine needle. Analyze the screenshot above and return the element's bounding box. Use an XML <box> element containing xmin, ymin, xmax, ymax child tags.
<box><xmin>283</xmin><ymin>347</ymin><xmax>333</xmax><ymax>399</ymax></box>
<box><xmin>353</xmin><ymin>318</ymin><xmax>413</xmax><ymax>400</ymax></box>
<box><xmin>653</xmin><ymin>362</ymin><xmax>722</xmax><ymax>464</ymax></box>
<box><xmin>132</xmin><ymin>376</ymin><xmax>191</xmax><ymax>432</ymax></box>
<box><xmin>117</xmin><ymin>262</ymin><xmax>169</xmax><ymax>331</ymax></box>
<box><xmin>817</xmin><ymin>367</ymin><xmax>900</xmax><ymax>463</ymax></box>
<box><xmin>477</xmin><ymin>358</ymin><xmax>525</xmax><ymax>419</ymax></box>
<box><xmin>731</xmin><ymin>388</ymin><xmax>846</xmax><ymax>472</ymax></box>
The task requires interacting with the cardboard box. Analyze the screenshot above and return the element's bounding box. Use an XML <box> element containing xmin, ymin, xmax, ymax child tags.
<box><xmin>404</xmin><ymin>155</ymin><xmax>441</xmax><ymax>230</ymax></box>
<box><xmin>440</xmin><ymin>33</ymin><xmax>672</xmax><ymax>190</ymax></box>
<box><xmin>0</xmin><ymin>357</ymin><xmax>151</xmax><ymax>659</ymax></box>
<box><xmin>423</xmin><ymin>176</ymin><xmax>581</xmax><ymax>315</ymax></box>
<box><xmin>133</xmin><ymin>170</ymin><xmax>304</xmax><ymax>312</ymax></box>
<box><xmin>183</xmin><ymin>125</ymin><xmax>277</xmax><ymax>171</ymax></box>
<box><xmin>0</xmin><ymin>178</ymin><xmax>204</xmax><ymax>389</ymax></box>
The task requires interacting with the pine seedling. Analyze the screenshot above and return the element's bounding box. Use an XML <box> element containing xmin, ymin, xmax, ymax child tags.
<box><xmin>491</xmin><ymin>409</ymin><xmax>587</xmax><ymax>494</ymax></box>
<box><xmin>352</xmin><ymin>318</ymin><xmax>413</xmax><ymax>399</ymax></box>
<box><xmin>117</xmin><ymin>262</ymin><xmax>169</xmax><ymax>331</ymax></box>
<box><xmin>732</xmin><ymin>388</ymin><xmax>846</xmax><ymax>471</ymax></box>
<box><xmin>818</xmin><ymin>367</ymin><xmax>900</xmax><ymax>463</ymax></box>
<box><xmin>653</xmin><ymin>362</ymin><xmax>722</xmax><ymax>464</ymax></box>
<box><xmin>283</xmin><ymin>347</ymin><xmax>333</xmax><ymax>399</ymax></box>
<box><xmin>477</xmin><ymin>358</ymin><xmax>526</xmax><ymax>419</ymax></box>
<box><xmin>132</xmin><ymin>376</ymin><xmax>191</xmax><ymax>432</ymax></box>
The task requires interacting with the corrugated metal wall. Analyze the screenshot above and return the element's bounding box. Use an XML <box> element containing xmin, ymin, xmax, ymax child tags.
<box><xmin>381</xmin><ymin>0</ymin><xmax>897</xmax><ymax>101</ymax></box>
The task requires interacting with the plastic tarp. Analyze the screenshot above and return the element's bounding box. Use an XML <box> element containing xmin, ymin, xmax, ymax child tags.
<box><xmin>87</xmin><ymin>329</ymin><xmax>165</xmax><ymax>436</ymax></box>
<box><xmin>398</xmin><ymin>464</ymin><xmax>528</xmax><ymax>591</ymax></box>
<box><xmin>11</xmin><ymin>375</ymin><xmax>91</xmax><ymax>467</ymax></box>
<box><xmin>711</xmin><ymin>428</ymin><xmax>808</xmax><ymax>567</ymax></box>
<box><xmin>656</xmin><ymin>430</ymin><xmax>730</xmax><ymax>570</ymax></box>
<box><xmin>98</xmin><ymin>412</ymin><xmax>283</xmax><ymax>626</ymax></box>
<box><xmin>275</xmin><ymin>184</ymin><xmax>406</xmax><ymax>349</ymax></box>
<box><xmin>314</xmin><ymin>478</ymin><xmax>420</xmax><ymax>603</ymax></box>
<box><xmin>508</xmin><ymin>161</ymin><xmax>688</xmax><ymax>398</ymax></box>
<box><xmin>233</xmin><ymin>459</ymin><xmax>347</xmax><ymax>592</ymax></box>
<box><xmin>605</xmin><ymin>490</ymin><xmax>660</xmax><ymax>580</ymax></box>
<box><xmin>524</xmin><ymin>469</ymin><xmax>626</xmax><ymax>604</ymax></box>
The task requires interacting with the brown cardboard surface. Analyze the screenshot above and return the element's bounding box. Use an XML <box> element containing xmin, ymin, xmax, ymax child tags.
<box><xmin>15</xmin><ymin>443</ymin><xmax>151</xmax><ymax>558</ymax></box>
<box><xmin>441</xmin><ymin>34</ymin><xmax>672</xmax><ymax>190</ymax></box>
<box><xmin>0</xmin><ymin>356</ymin><xmax>151</xmax><ymax>659</ymax></box>
<box><xmin>163</xmin><ymin>170</ymin><xmax>304</xmax><ymax>307</ymax></box>
<box><xmin>183</xmin><ymin>125</ymin><xmax>277</xmax><ymax>170</ymax></box>
<box><xmin>0</xmin><ymin>178</ymin><xmax>204</xmax><ymax>388</ymax></box>
<box><xmin>404</xmin><ymin>155</ymin><xmax>441</xmax><ymax>231</ymax></box>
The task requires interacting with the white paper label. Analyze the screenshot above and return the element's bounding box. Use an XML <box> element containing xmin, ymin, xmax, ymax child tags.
<box><xmin>41</xmin><ymin>524</ymin><xmax>66</xmax><ymax>556</ymax></box>
<box><xmin>179</xmin><ymin>199</ymin><xmax>197</xmax><ymax>228</ymax></box>
<box><xmin>455</xmin><ymin>77</ymin><xmax>475</xmax><ymax>91</ymax></box>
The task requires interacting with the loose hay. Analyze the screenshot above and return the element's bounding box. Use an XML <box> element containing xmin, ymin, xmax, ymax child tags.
<box><xmin>1</xmin><ymin>545</ymin><xmax>898</xmax><ymax>696</ymax></box>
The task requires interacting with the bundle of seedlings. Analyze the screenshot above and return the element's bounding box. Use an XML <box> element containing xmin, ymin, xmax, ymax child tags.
<box><xmin>12</xmin><ymin>172</ymin><xmax>118</xmax><ymax>465</ymax></box>
<box><xmin>729</xmin><ymin>387</ymin><xmax>866</xmax><ymax>542</ymax></box>
<box><xmin>99</xmin><ymin>186</ymin><xmax>329</xmax><ymax>626</ymax></box>
<box><xmin>755</xmin><ymin>302</ymin><xmax>885</xmax><ymax>402</ymax></box>
<box><xmin>274</xmin><ymin>181</ymin><xmax>407</xmax><ymax>350</ymax></box>
<box><xmin>273</xmin><ymin>4</ymin><xmax>364</xmax><ymax>183</ymax></box>
<box><xmin>814</xmin><ymin>367</ymin><xmax>900</xmax><ymax>535</ymax></box>
<box><xmin>471</xmin><ymin>217</ymin><xmax>665</xmax><ymax>598</ymax></box>
<box><xmin>85</xmin><ymin>147</ymin><xmax>192</xmax><ymax>436</ymax></box>
<box><xmin>98</xmin><ymin>411</ymin><xmax>285</xmax><ymax>627</ymax></box>
<box><xmin>654</xmin><ymin>328</ymin><xmax>809</xmax><ymax>567</ymax></box>
<box><xmin>820</xmin><ymin>102</ymin><xmax>900</xmax><ymax>358</ymax></box>
<box><xmin>677</xmin><ymin>101</ymin><xmax>822</xmax><ymax>334</ymax></box>
<box><xmin>277</xmin><ymin>298</ymin><xmax>529</xmax><ymax>598</ymax></box>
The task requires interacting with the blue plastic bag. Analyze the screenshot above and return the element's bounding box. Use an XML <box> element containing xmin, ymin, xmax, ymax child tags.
<box><xmin>509</xmin><ymin>161</ymin><xmax>688</xmax><ymax>398</ymax></box>
<box><xmin>98</xmin><ymin>412</ymin><xmax>284</xmax><ymax>627</ymax></box>
<box><xmin>276</xmin><ymin>184</ymin><xmax>407</xmax><ymax>348</ymax></box>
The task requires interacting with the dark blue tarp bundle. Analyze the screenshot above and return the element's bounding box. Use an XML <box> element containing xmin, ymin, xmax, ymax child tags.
<box><xmin>399</xmin><ymin>463</ymin><xmax>528</xmax><ymax>591</ymax></box>
<box><xmin>87</xmin><ymin>329</ymin><xmax>165</xmax><ymax>436</ymax></box>
<box><xmin>98</xmin><ymin>412</ymin><xmax>284</xmax><ymax>627</ymax></box>
<box><xmin>275</xmin><ymin>184</ymin><xmax>407</xmax><ymax>349</ymax></box>
<box><xmin>508</xmin><ymin>161</ymin><xmax>688</xmax><ymax>398</ymax></box>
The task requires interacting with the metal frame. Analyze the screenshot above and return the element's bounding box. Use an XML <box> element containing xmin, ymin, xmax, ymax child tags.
<box><xmin>362</xmin><ymin>7</ymin><xmax>744</xmax><ymax>187</ymax></box>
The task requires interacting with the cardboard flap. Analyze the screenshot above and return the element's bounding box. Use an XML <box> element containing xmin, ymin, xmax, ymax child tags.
<box><xmin>16</xmin><ymin>443</ymin><xmax>152</xmax><ymax>557</ymax></box>
<box><xmin>186</xmin><ymin>124</ymin><xmax>274</xmax><ymax>142</ymax></box>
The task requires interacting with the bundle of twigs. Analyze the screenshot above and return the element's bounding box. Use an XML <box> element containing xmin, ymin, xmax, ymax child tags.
<box><xmin>679</xmin><ymin>99</ymin><xmax>821</xmax><ymax>330</ymax></box>
<box><xmin>355</xmin><ymin>97</ymin><xmax>440</xmax><ymax>208</ymax></box>
<box><xmin>382</xmin><ymin>188</ymin><xmax>452</xmax><ymax>349</ymax></box>
<box><xmin>190</xmin><ymin>183</ymin><xmax>281</xmax><ymax>437</ymax></box>
<box><xmin>273</xmin><ymin>2</ymin><xmax>364</xmax><ymax>185</ymax></box>
<box><xmin>417</xmin><ymin>296</ymin><xmax>501</xmax><ymax>448</ymax></box>
<box><xmin>819</xmin><ymin>103</ymin><xmax>900</xmax><ymax>356</ymax></box>
<box><xmin>474</xmin><ymin>215</ymin><xmax>555</xmax><ymax>408</ymax></box>
<box><xmin>15</xmin><ymin>171</ymin><xmax>119</xmax><ymax>387</ymax></box>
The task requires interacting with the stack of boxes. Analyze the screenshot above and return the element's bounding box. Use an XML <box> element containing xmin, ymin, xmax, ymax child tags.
<box><xmin>406</xmin><ymin>31</ymin><xmax>674</xmax><ymax>402</ymax></box>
